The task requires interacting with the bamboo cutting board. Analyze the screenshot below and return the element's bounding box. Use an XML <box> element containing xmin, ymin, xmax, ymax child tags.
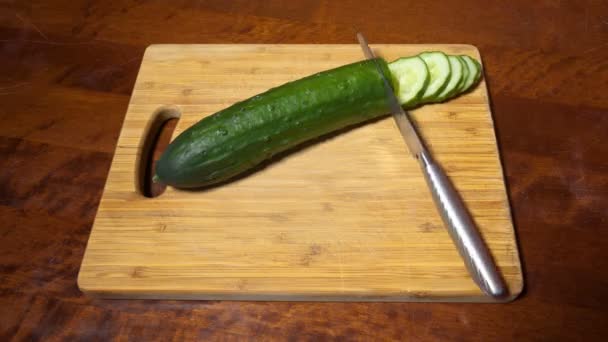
<box><xmin>78</xmin><ymin>44</ymin><xmax>523</xmax><ymax>302</ymax></box>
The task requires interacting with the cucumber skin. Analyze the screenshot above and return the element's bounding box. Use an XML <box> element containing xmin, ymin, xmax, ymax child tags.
<box><xmin>156</xmin><ymin>59</ymin><xmax>392</xmax><ymax>188</ymax></box>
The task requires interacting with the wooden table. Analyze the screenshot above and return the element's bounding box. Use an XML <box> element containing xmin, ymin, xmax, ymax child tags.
<box><xmin>1</xmin><ymin>1</ymin><xmax>607</xmax><ymax>340</ymax></box>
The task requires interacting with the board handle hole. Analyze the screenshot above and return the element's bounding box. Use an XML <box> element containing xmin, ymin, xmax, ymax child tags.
<box><xmin>137</xmin><ymin>106</ymin><xmax>181</xmax><ymax>198</ymax></box>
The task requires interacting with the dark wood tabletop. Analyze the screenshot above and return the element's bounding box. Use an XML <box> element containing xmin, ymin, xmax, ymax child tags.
<box><xmin>2</xmin><ymin>1</ymin><xmax>607</xmax><ymax>340</ymax></box>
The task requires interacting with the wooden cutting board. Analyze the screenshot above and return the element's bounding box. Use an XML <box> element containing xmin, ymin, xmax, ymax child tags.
<box><xmin>78</xmin><ymin>44</ymin><xmax>523</xmax><ymax>302</ymax></box>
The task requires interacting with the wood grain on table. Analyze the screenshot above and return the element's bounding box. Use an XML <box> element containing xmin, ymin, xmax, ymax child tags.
<box><xmin>1</xmin><ymin>0</ymin><xmax>607</xmax><ymax>340</ymax></box>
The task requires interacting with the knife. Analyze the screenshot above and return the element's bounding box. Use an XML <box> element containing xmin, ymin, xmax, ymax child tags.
<box><xmin>356</xmin><ymin>33</ymin><xmax>508</xmax><ymax>298</ymax></box>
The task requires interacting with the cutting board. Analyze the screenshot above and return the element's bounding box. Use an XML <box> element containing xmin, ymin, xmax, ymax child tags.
<box><xmin>78</xmin><ymin>44</ymin><xmax>523</xmax><ymax>302</ymax></box>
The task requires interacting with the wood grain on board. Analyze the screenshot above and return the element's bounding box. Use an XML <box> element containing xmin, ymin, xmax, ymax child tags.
<box><xmin>78</xmin><ymin>44</ymin><xmax>522</xmax><ymax>301</ymax></box>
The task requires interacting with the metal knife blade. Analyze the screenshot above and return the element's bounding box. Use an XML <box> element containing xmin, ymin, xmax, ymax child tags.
<box><xmin>356</xmin><ymin>33</ymin><xmax>424</xmax><ymax>158</ymax></box>
<box><xmin>356</xmin><ymin>33</ymin><xmax>508</xmax><ymax>299</ymax></box>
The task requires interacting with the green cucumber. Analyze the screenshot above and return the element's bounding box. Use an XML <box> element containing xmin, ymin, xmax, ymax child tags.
<box><xmin>156</xmin><ymin>58</ymin><xmax>394</xmax><ymax>188</ymax></box>
<box><xmin>157</xmin><ymin>52</ymin><xmax>484</xmax><ymax>189</ymax></box>
<box><xmin>454</xmin><ymin>56</ymin><xmax>470</xmax><ymax>94</ymax></box>
<box><xmin>460</xmin><ymin>55</ymin><xmax>481</xmax><ymax>92</ymax></box>
<box><xmin>436</xmin><ymin>55</ymin><xmax>464</xmax><ymax>101</ymax></box>
<box><xmin>388</xmin><ymin>56</ymin><xmax>429</xmax><ymax>106</ymax></box>
<box><xmin>418</xmin><ymin>52</ymin><xmax>451</xmax><ymax>102</ymax></box>
<box><xmin>472</xmin><ymin>58</ymin><xmax>483</xmax><ymax>84</ymax></box>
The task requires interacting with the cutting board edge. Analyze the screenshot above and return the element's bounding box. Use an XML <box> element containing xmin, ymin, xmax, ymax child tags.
<box><xmin>77</xmin><ymin>282</ymin><xmax>521</xmax><ymax>303</ymax></box>
<box><xmin>79</xmin><ymin>44</ymin><xmax>523</xmax><ymax>302</ymax></box>
<box><xmin>476</xmin><ymin>55</ymin><xmax>525</xmax><ymax>299</ymax></box>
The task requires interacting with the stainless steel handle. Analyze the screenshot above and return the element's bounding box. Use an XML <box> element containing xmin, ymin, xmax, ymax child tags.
<box><xmin>418</xmin><ymin>150</ymin><xmax>508</xmax><ymax>298</ymax></box>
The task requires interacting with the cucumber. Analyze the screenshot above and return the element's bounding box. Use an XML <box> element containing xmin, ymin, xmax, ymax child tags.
<box><xmin>472</xmin><ymin>58</ymin><xmax>483</xmax><ymax>84</ymax></box>
<box><xmin>460</xmin><ymin>55</ymin><xmax>481</xmax><ymax>92</ymax></box>
<box><xmin>388</xmin><ymin>56</ymin><xmax>429</xmax><ymax>106</ymax></box>
<box><xmin>157</xmin><ymin>52</ymin><xmax>484</xmax><ymax>188</ymax></box>
<box><xmin>435</xmin><ymin>55</ymin><xmax>464</xmax><ymax>101</ymax></box>
<box><xmin>418</xmin><ymin>52</ymin><xmax>451</xmax><ymax>102</ymax></box>
<box><xmin>454</xmin><ymin>56</ymin><xmax>469</xmax><ymax>94</ymax></box>
<box><xmin>156</xmin><ymin>58</ymin><xmax>393</xmax><ymax>188</ymax></box>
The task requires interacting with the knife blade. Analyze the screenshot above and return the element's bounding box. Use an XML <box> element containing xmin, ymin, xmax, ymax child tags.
<box><xmin>356</xmin><ymin>33</ymin><xmax>425</xmax><ymax>158</ymax></box>
<box><xmin>356</xmin><ymin>33</ymin><xmax>508</xmax><ymax>299</ymax></box>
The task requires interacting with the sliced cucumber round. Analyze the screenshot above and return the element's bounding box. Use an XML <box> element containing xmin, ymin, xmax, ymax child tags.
<box><xmin>418</xmin><ymin>51</ymin><xmax>451</xmax><ymax>102</ymax></box>
<box><xmin>472</xmin><ymin>58</ymin><xmax>483</xmax><ymax>84</ymax></box>
<box><xmin>460</xmin><ymin>55</ymin><xmax>481</xmax><ymax>92</ymax></box>
<box><xmin>454</xmin><ymin>56</ymin><xmax>469</xmax><ymax>94</ymax></box>
<box><xmin>388</xmin><ymin>56</ymin><xmax>430</xmax><ymax>106</ymax></box>
<box><xmin>436</xmin><ymin>55</ymin><xmax>464</xmax><ymax>101</ymax></box>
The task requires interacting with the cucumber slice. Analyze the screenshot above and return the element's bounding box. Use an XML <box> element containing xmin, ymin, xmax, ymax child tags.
<box><xmin>472</xmin><ymin>58</ymin><xmax>483</xmax><ymax>84</ymax></box>
<box><xmin>418</xmin><ymin>52</ymin><xmax>451</xmax><ymax>102</ymax></box>
<box><xmin>454</xmin><ymin>56</ymin><xmax>469</xmax><ymax>94</ymax></box>
<box><xmin>388</xmin><ymin>56</ymin><xmax>429</xmax><ymax>106</ymax></box>
<box><xmin>460</xmin><ymin>55</ymin><xmax>481</xmax><ymax>92</ymax></box>
<box><xmin>435</xmin><ymin>55</ymin><xmax>464</xmax><ymax>101</ymax></box>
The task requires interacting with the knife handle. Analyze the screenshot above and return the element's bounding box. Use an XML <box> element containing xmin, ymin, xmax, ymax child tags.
<box><xmin>418</xmin><ymin>150</ymin><xmax>508</xmax><ymax>298</ymax></box>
